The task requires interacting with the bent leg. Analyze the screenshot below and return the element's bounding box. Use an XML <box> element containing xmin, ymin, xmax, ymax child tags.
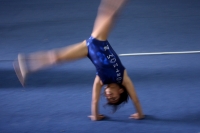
<box><xmin>92</xmin><ymin>0</ymin><xmax>128</xmax><ymax>40</ymax></box>
<box><xmin>14</xmin><ymin>40</ymin><xmax>88</xmax><ymax>86</ymax></box>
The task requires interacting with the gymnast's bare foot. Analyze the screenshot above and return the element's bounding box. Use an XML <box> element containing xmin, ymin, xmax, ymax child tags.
<box><xmin>13</xmin><ymin>54</ymin><xmax>29</xmax><ymax>87</ymax></box>
<box><xmin>13</xmin><ymin>51</ymin><xmax>57</xmax><ymax>86</ymax></box>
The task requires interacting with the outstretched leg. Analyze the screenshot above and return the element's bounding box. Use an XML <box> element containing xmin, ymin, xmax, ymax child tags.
<box><xmin>92</xmin><ymin>0</ymin><xmax>128</xmax><ymax>40</ymax></box>
<box><xmin>14</xmin><ymin>41</ymin><xmax>87</xmax><ymax>86</ymax></box>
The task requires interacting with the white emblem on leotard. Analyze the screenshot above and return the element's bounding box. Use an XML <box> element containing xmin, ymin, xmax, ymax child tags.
<box><xmin>104</xmin><ymin>44</ymin><xmax>122</xmax><ymax>83</ymax></box>
<box><xmin>104</xmin><ymin>45</ymin><xmax>109</xmax><ymax>51</ymax></box>
<box><xmin>107</xmin><ymin>54</ymin><xmax>114</xmax><ymax>59</ymax></box>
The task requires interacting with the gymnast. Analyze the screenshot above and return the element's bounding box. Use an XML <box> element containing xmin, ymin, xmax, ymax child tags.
<box><xmin>14</xmin><ymin>0</ymin><xmax>144</xmax><ymax>121</ymax></box>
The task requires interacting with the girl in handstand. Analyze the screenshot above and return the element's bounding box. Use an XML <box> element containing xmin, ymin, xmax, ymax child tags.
<box><xmin>14</xmin><ymin>0</ymin><xmax>144</xmax><ymax>121</ymax></box>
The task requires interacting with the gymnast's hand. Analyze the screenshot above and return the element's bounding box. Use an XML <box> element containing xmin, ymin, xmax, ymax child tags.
<box><xmin>88</xmin><ymin>114</ymin><xmax>105</xmax><ymax>121</ymax></box>
<box><xmin>129</xmin><ymin>113</ymin><xmax>144</xmax><ymax>120</ymax></box>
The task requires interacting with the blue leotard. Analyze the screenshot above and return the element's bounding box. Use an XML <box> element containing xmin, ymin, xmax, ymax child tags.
<box><xmin>87</xmin><ymin>36</ymin><xmax>125</xmax><ymax>84</ymax></box>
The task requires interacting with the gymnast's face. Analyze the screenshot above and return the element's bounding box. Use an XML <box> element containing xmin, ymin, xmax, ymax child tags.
<box><xmin>104</xmin><ymin>83</ymin><xmax>124</xmax><ymax>103</ymax></box>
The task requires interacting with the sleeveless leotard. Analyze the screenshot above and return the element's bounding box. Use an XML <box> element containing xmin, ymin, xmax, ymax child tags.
<box><xmin>87</xmin><ymin>36</ymin><xmax>125</xmax><ymax>84</ymax></box>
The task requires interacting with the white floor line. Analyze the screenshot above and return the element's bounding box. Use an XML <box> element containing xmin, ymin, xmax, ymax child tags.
<box><xmin>118</xmin><ymin>50</ymin><xmax>200</xmax><ymax>56</ymax></box>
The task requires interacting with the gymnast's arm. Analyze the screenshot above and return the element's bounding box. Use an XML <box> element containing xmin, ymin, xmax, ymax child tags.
<box><xmin>122</xmin><ymin>70</ymin><xmax>144</xmax><ymax>119</ymax></box>
<box><xmin>89</xmin><ymin>75</ymin><xmax>104</xmax><ymax>121</ymax></box>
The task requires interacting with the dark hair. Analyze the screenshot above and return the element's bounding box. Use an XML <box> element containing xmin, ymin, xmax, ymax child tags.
<box><xmin>104</xmin><ymin>84</ymin><xmax>129</xmax><ymax>113</ymax></box>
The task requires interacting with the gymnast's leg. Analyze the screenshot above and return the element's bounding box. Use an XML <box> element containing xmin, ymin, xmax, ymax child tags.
<box><xmin>92</xmin><ymin>0</ymin><xmax>128</xmax><ymax>40</ymax></box>
<box><xmin>14</xmin><ymin>41</ymin><xmax>88</xmax><ymax>86</ymax></box>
